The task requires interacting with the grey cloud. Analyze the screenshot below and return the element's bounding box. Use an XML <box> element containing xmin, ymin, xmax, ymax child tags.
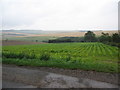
<box><xmin>1</xmin><ymin>0</ymin><xmax>119</xmax><ymax>30</ymax></box>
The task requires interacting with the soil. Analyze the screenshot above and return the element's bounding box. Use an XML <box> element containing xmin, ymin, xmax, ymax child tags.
<box><xmin>3</xmin><ymin>64</ymin><xmax>118</xmax><ymax>88</ymax></box>
<box><xmin>2</xmin><ymin>64</ymin><xmax>119</xmax><ymax>85</ymax></box>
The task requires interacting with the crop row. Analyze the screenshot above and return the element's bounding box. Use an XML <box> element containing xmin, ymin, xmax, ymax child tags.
<box><xmin>2</xmin><ymin>43</ymin><xmax>118</xmax><ymax>62</ymax></box>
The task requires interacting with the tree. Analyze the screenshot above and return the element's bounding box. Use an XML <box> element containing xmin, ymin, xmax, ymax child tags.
<box><xmin>99</xmin><ymin>32</ymin><xmax>112</xmax><ymax>42</ymax></box>
<box><xmin>112</xmin><ymin>33</ymin><xmax>120</xmax><ymax>43</ymax></box>
<box><xmin>84</xmin><ymin>31</ymin><xmax>97</xmax><ymax>42</ymax></box>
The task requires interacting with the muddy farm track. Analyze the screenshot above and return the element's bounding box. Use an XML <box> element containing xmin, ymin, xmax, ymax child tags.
<box><xmin>2</xmin><ymin>64</ymin><xmax>119</xmax><ymax>87</ymax></box>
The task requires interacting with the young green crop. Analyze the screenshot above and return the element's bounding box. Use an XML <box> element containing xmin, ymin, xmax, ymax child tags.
<box><xmin>2</xmin><ymin>42</ymin><xmax>119</xmax><ymax>73</ymax></box>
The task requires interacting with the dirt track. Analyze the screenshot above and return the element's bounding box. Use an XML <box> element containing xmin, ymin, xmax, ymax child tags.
<box><xmin>3</xmin><ymin>64</ymin><xmax>119</xmax><ymax>85</ymax></box>
<box><xmin>2</xmin><ymin>64</ymin><xmax>119</xmax><ymax>88</ymax></box>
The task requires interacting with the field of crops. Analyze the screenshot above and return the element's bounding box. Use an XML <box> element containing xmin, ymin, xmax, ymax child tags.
<box><xmin>3</xmin><ymin>36</ymin><xmax>57</xmax><ymax>42</ymax></box>
<box><xmin>2</xmin><ymin>42</ymin><xmax>119</xmax><ymax>73</ymax></box>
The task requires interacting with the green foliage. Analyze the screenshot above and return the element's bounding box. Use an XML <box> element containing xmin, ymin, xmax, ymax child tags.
<box><xmin>97</xmin><ymin>32</ymin><xmax>120</xmax><ymax>47</ymax></box>
<box><xmin>84</xmin><ymin>31</ymin><xmax>97</xmax><ymax>42</ymax></box>
<box><xmin>2</xmin><ymin>52</ymin><xmax>18</xmax><ymax>58</ymax></box>
<box><xmin>40</xmin><ymin>52</ymin><xmax>50</xmax><ymax>61</ymax></box>
<box><xmin>2</xmin><ymin>42</ymin><xmax>119</xmax><ymax>73</ymax></box>
<box><xmin>18</xmin><ymin>52</ymin><xmax>26</xmax><ymax>59</ymax></box>
<box><xmin>48</xmin><ymin>37</ymin><xmax>84</xmax><ymax>43</ymax></box>
<box><xmin>2</xmin><ymin>51</ymin><xmax>36</xmax><ymax>59</ymax></box>
<box><xmin>66</xmin><ymin>53</ymin><xmax>71</xmax><ymax>61</ymax></box>
<box><xmin>99</xmin><ymin>32</ymin><xmax>112</xmax><ymax>42</ymax></box>
<box><xmin>5</xmin><ymin>36</ymin><xmax>57</xmax><ymax>42</ymax></box>
<box><xmin>112</xmin><ymin>33</ymin><xmax>120</xmax><ymax>43</ymax></box>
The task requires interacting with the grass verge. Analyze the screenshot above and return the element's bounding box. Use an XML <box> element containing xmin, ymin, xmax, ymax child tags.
<box><xmin>2</xmin><ymin>58</ymin><xmax>119</xmax><ymax>73</ymax></box>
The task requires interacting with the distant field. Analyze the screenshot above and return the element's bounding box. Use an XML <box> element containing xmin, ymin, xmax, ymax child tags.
<box><xmin>3</xmin><ymin>30</ymin><xmax>118</xmax><ymax>38</ymax></box>
<box><xmin>2</xmin><ymin>36</ymin><xmax>57</xmax><ymax>42</ymax></box>
<box><xmin>29</xmin><ymin>30</ymin><xmax>118</xmax><ymax>37</ymax></box>
<box><xmin>2</xmin><ymin>30</ymin><xmax>118</xmax><ymax>42</ymax></box>
<box><xmin>2</xmin><ymin>42</ymin><xmax>119</xmax><ymax>73</ymax></box>
<box><xmin>2</xmin><ymin>40</ymin><xmax>46</xmax><ymax>46</ymax></box>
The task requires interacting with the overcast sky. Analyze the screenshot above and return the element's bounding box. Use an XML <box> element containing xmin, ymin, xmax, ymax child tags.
<box><xmin>0</xmin><ymin>0</ymin><xmax>119</xmax><ymax>30</ymax></box>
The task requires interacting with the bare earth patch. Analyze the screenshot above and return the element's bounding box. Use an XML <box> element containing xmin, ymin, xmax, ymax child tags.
<box><xmin>2</xmin><ymin>64</ymin><xmax>119</xmax><ymax>88</ymax></box>
<box><xmin>3</xmin><ymin>64</ymin><xmax>119</xmax><ymax>85</ymax></box>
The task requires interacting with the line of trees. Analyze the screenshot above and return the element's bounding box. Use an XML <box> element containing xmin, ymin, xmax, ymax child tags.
<box><xmin>84</xmin><ymin>31</ymin><xmax>120</xmax><ymax>47</ymax></box>
<box><xmin>84</xmin><ymin>31</ymin><xmax>120</xmax><ymax>43</ymax></box>
<box><xmin>48</xmin><ymin>31</ymin><xmax>120</xmax><ymax>47</ymax></box>
<box><xmin>48</xmin><ymin>39</ymin><xmax>73</xmax><ymax>43</ymax></box>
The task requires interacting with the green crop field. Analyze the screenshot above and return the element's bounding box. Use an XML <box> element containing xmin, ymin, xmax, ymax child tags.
<box><xmin>3</xmin><ymin>36</ymin><xmax>57</xmax><ymax>42</ymax></box>
<box><xmin>2</xmin><ymin>42</ymin><xmax>119</xmax><ymax>73</ymax></box>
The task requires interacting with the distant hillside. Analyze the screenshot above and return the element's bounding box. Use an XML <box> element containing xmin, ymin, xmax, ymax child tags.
<box><xmin>2</xmin><ymin>30</ymin><xmax>118</xmax><ymax>39</ymax></box>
